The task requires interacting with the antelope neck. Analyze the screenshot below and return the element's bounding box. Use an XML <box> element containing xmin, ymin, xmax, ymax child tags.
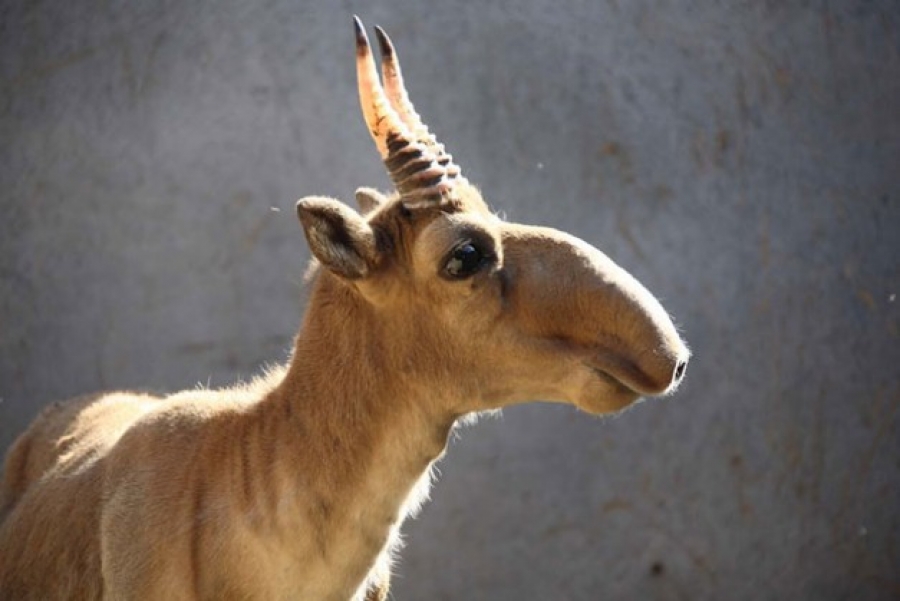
<box><xmin>250</xmin><ymin>275</ymin><xmax>457</xmax><ymax>588</ymax></box>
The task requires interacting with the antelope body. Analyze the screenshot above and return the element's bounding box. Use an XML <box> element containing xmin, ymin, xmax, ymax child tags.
<box><xmin>0</xmin><ymin>19</ymin><xmax>689</xmax><ymax>600</ymax></box>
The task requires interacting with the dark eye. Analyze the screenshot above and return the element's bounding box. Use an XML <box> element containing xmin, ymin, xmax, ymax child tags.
<box><xmin>445</xmin><ymin>243</ymin><xmax>488</xmax><ymax>279</ymax></box>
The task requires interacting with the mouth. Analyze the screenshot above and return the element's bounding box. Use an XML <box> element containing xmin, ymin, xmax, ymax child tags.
<box><xmin>581</xmin><ymin>342</ymin><xmax>658</xmax><ymax>393</ymax></box>
<box><xmin>585</xmin><ymin>363</ymin><xmax>638</xmax><ymax>396</ymax></box>
<box><xmin>581</xmin><ymin>339</ymin><xmax>686</xmax><ymax>397</ymax></box>
<box><xmin>575</xmin><ymin>361</ymin><xmax>643</xmax><ymax>414</ymax></box>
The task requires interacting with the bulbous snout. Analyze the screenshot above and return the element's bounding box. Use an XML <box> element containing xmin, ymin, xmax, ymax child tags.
<box><xmin>584</xmin><ymin>258</ymin><xmax>691</xmax><ymax>397</ymax></box>
<box><xmin>501</xmin><ymin>225</ymin><xmax>689</xmax><ymax>403</ymax></box>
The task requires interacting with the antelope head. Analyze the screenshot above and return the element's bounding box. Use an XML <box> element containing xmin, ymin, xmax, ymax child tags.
<box><xmin>295</xmin><ymin>18</ymin><xmax>689</xmax><ymax>417</ymax></box>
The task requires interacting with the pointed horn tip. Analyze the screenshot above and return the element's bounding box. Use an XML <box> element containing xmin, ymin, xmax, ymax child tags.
<box><xmin>373</xmin><ymin>26</ymin><xmax>394</xmax><ymax>58</ymax></box>
<box><xmin>353</xmin><ymin>16</ymin><xmax>369</xmax><ymax>51</ymax></box>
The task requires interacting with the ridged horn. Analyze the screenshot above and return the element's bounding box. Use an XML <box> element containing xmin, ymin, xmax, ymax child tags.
<box><xmin>354</xmin><ymin>17</ymin><xmax>408</xmax><ymax>159</ymax></box>
<box><xmin>373</xmin><ymin>27</ymin><xmax>434</xmax><ymax>149</ymax></box>
<box><xmin>374</xmin><ymin>26</ymin><xmax>464</xmax><ymax>185</ymax></box>
<box><xmin>353</xmin><ymin>16</ymin><xmax>463</xmax><ymax>201</ymax></box>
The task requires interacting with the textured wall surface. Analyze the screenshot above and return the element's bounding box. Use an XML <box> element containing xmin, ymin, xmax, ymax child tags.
<box><xmin>1</xmin><ymin>1</ymin><xmax>898</xmax><ymax>599</ymax></box>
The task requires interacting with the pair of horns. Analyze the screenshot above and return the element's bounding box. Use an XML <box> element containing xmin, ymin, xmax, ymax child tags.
<box><xmin>354</xmin><ymin>17</ymin><xmax>465</xmax><ymax>202</ymax></box>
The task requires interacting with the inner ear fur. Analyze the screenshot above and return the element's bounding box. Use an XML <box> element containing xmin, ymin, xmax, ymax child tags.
<box><xmin>296</xmin><ymin>196</ymin><xmax>379</xmax><ymax>280</ymax></box>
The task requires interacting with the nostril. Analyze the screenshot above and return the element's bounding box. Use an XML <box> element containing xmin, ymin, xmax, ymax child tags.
<box><xmin>673</xmin><ymin>360</ymin><xmax>687</xmax><ymax>382</ymax></box>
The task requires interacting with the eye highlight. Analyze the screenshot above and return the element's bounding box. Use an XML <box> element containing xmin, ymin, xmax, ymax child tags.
<box><xmin>444</xmin><ymin>242</ymin><xmax>491</xmax><ymax>279</ymax></box>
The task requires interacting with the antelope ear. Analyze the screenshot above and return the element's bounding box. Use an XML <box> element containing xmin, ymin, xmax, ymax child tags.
<box><xmin>354</xmin><ymin>187</ymin><xmax>388</xmax><ymax>214</ymax></box>
<box><xmin>296</xmin><ymin>196</ymin><xmax>378</xmax><ymax>279</ymax></box>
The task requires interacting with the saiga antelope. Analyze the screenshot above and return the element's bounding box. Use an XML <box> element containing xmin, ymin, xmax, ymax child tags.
<box><xmin>0</xmin><ymin>18</ymin><xmax>689</xmax><ymax>601</ymax></box>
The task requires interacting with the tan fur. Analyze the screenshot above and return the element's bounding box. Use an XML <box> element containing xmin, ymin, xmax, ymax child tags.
<box><xmin>0</xmin><ymin>44</ymin><xmax>689</xmax><ymax>601</ymax></box>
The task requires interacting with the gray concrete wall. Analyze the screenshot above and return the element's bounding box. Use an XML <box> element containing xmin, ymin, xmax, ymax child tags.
<box><xmin>1</xmin><ymin>1</ymin><xmax>898</xmax><ymax>599</ymax></box>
